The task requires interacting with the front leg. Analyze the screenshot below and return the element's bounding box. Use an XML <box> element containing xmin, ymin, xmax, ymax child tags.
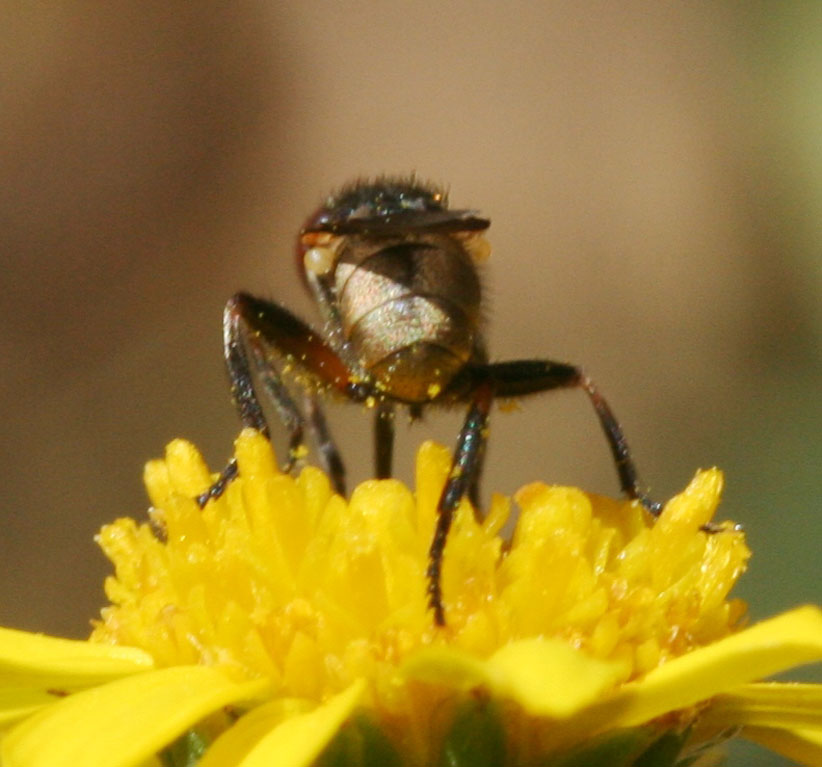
<box><xmin>198</xmin><ymin>292</ymin><xmax>371</xmax><ymax>507</ymax></box>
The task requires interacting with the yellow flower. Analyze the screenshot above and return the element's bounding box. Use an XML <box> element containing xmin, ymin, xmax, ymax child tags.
<box><xmin>1</xmin><ymin>429</ymin><xmax>821</xmax><ymax>766</ymax></box>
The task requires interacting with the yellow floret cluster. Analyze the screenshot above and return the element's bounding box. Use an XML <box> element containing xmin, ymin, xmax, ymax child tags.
<box><xmin>92</xmin><ymin>430</ymin><xmax>748</xmax><ymax>724</ymax></box>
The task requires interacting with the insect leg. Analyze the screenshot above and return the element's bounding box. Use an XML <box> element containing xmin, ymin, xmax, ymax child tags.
<box><xmin>196</xmin><ymin>294</ymin><xmax>271</xmax><ymax>508</ymax></box>
<box><xmin>427</xmin><ymin>379</ymin><xmax>494</xmax><ymax>626</ymax></box>
<box><xmin>248</xmin><ymin>339</ymin><xmax>305</xmax><ymax>474</ymax></box>
<box><xmin>483</xmin><ymin>360</ymin><xmax>660</xmax><ymax>515</ymax></box>
<box><xmin>374</xmin><ymin>400</ymin><xmax>395</xmax><ymax>479</ymax></box>
<box><xmin>196</xmin><ymin>461</ymin><xmax>239</xmax><ymax>508</ymax></box>
<box><xmin>305</xmin><ymin>393</ymin><xmax>346</xmax><ymax>495</ymax></box>
<box><xmin>466</xmin><ymin>434</ymin><xmax>486</xmax><ymax>511</ymax></box>
<box><xmin>199</xmin><ymin>292</ymin><xmax>371</xmax><ymax>507</ymax></box>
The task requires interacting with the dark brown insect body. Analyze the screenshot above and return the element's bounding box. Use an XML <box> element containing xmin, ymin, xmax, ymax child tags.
<box><xmin>199</xmin><ymin>178</ymin><xmax>660</xmax><ymax>625</ymax></box>
<box><xmin>333</xmin><ymin>231</ymin><xmax>483</xmax><ymax>403</ymax></box>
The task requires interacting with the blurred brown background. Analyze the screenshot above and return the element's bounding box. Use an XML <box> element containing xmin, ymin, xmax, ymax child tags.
<box><xmin>1</xmin><ymin>3</ymin><xmax>820</xmax><ymax>762</ymax></box>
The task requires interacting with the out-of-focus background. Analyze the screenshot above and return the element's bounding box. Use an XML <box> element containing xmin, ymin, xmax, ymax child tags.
<box><xmin>1</xmin><ymin>3</ymin><xmax>819</xmax><ymax>763</ymax></box>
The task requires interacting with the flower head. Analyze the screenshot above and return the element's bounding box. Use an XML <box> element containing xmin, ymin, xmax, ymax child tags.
<box><xmin>2</xmin><ymin>430</ymin><xmax>821</xmax><ymax>766</ymax></box>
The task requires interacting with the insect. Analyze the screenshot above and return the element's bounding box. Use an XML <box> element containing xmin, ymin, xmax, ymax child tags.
<box><xmin>198</xmin><ymin>177</ymin><xmax>660</xmax><ymax>625</ymax></box>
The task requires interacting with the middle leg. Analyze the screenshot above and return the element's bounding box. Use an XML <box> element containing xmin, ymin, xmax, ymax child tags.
<box><xmin>374</xmin><ymin>400</ymin><xmax>395</xmax><ymax>479</ymax></box>
<box><xmin>427</xmin><ymin>378</ymin><xmax>494</xmax><ymax>626</ymax></box>
<box><xmin>304</xmin><ymin>392</ymin><xmax>346</xmax><ymax>495</ymax></box>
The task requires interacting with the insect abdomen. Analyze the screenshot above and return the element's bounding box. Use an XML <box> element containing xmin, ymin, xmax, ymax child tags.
<box><xmin>336</xmin><ymin>238</ymin><xmax>481</xmax><ymax>402</ymax></box>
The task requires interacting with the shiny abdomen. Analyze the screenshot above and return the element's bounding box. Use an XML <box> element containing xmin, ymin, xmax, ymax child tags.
<box><xmin>334</xmin><ymin>237</ymin><xmax>482</xmax><ymax>403</ymax></box>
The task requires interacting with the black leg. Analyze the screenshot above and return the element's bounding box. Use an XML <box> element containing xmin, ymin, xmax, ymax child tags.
<box><xmin>467</xmin><ymin>436</ymin><xmax>486</xmax><ymax>512</ymax></box>
<box><xmin>374</xmin><ymin>400</ymin><xmax>394</xmax><ymax>479</ymax></box>
<box><xmin>199</xmin><ymin>292</ymin><xmax>373</xmax><ymax>506</ymax></box>
<box><xmin>222</xmin><ymin>294</ymin><xmax>269</xmax><ymax>436</ymax></box>
<box><xmin>248</xmin><ymin>337</ymin><xmax>305</xmax><ymax>474</ymax></box>
<box><xmin>482</xmin><ymin>359</ymin><xmax>660</xmax><ymax>515</ymax></box>
<box><xmin>578</xmin><ymin>374</ymin><xmax>661</xmax><ymax>515</ymax></box>
<box><xmin>427</xmin><ymin>379</ymin><xmax>494</xmax><ymax>626</ymax></box>
<box><xmin>196</xmin><ymin>459</ymin><xmax>239</xmax><ymax>508</ymax></box>
<box><xmin>305</xmin><ymin>393</ymin><xmax>346</xmax><ymax>495</ymax></box>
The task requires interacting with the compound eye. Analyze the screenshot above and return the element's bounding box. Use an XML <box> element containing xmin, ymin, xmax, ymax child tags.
<box><xmin>463</xmin><ymin>234</ymin><xmax>491</xmax><ymax>263</ymax></box>
<box><xmin>301</xmin><ymin>233</ymin><xmax>343</xmax><ymax>276</ymax></box>
<box><xmin>304</xmin><ymin>245</ymin><xmax>337</xmax><ymax>276</ymax></box>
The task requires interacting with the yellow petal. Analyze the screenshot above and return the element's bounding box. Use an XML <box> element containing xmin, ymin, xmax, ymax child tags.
<box><xmin>0</xmin><ymin>627</ymin><xmax>153</xmax><ymax>688</ymax></box>
<box><xmin>488</xmin><ymin>639</ymin><xmax>628</xmax><ymax>717</ymax></box>
<box><xmin>199</xmin><ymin>681</ymin><xmax>365</xmax><ymax>767</ymax></box>
<box><xmin>404</xmin><ymin>638</ymin><xmax>625</xmax><ymax>718</ymax></box>
<box><xmin>1</xmin><ymin>666</ymin><xmax>267</xmax><ymax>767</ymax></box>
<box><xmin>743</xmin><ymin>724</ymin><xmax>822</xmax><ymax>767</ymax></box>
<box><xmin>234</xmin><ymin>428</ymin><xmax>281</xmax><ymax>480</ymax></box>
<box><xmin>586</xmin><ymin>605</ymin><xmax>822</xmax><ymax>730</ymax></box>
<box><xmin>702</xmin><ymin>682</ymin><xmax>822</xmax><ymax>730</ymax></box>
<box><xmin>0</xmin><ymin>688</ymin><xmax>59</xmax><ymax>726</ymax></box>
<box><xmin>167</xmin><ymin>438</ymin><xmax>217</xmax><ymax>496</ymax></box>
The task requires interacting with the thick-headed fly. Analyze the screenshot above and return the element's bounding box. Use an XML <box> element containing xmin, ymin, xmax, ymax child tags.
<box><xmin>199</xmin><ymin>178</ymin><xmax>660</xmax><ymax>625</ymax></box>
